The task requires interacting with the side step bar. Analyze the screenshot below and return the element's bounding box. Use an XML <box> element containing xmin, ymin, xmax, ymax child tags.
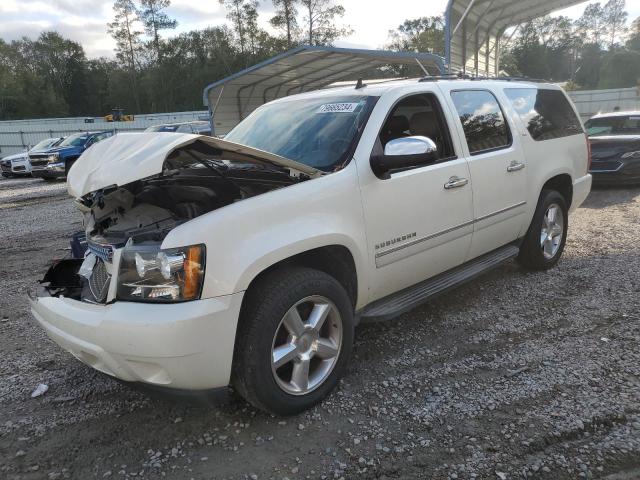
<box><xmin>358</xmin><ymin>245</ymin><xmax>519</xmax><ymax>323</ymax></box>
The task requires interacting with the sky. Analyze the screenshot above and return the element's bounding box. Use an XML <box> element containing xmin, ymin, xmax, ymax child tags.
<box><xmin>0</xmin><ymin>0</ymin><xmax>639</xmax><ymax>58</ymax></box>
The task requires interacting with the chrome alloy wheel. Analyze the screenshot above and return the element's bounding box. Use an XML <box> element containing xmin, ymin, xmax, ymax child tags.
<box><xmin>540</xmin><ymin>203</ymin><xmax>564</xmax><ymax>259</ymax></box>
<box><xmin>271</xmin><ymin>296</ymin><xmax>343</xmax><ymax>396</ymax></box>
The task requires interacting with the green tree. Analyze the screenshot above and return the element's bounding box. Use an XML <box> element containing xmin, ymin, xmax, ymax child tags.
<box><xmin>270</xmin><ymin>0</ymin><xmax>299</xmax><ymax>48</ymax></box>
<box><xmin>138</xmin><ymin>0</ymin><xmax>178</xmax><ymax>60</ymax></box>
<box><xmin>300</xmin><ymin>0</ymin><xmax>351</xmax><ymax>46</ymax></box>
<box><xmin>627</xmin><ymin>17</ymin><xmax>640</xmax><ymax>50</ymax></box>
<box><xmin>599</xmin><ymin>49</ymin><xmax>640</xmax><ymax>87</ymax></box>
<box><xmin>387</xmin><ymin>16</ymin><xmax>444</xmax><ymax>55</ymax></box>
<box><xmin>603</xmin><ymin>0</ymin><xmax>628</xmax><ymax>48</ymax></box>
<box><xmin>576</xmin><ymin>3</ymin><xmax>606</xmax><ymax>47</ymax></box>
<box><xmin>108</xmin><ymin>0</ymin><xmax>144</xmax><ymax>111</ymax></box>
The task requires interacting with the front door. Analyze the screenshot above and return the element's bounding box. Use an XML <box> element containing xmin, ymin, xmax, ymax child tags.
<box><xmin>356</xmin><ymin>91</ymin><xmax>474</xmax><ymax>302</ymax></box>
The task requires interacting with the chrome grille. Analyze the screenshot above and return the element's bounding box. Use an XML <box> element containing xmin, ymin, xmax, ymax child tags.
<box><xmin>29</xmin><ymin>155</ymin><xmax>49</xmax><ymax>168</ymax></box>
<box><xmin>89</xmin><ymin>259</ymin><xmax>111</xmax><ymax>303</ymax></box>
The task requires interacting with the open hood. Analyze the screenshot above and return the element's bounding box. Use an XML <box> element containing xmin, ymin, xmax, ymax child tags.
<box><xmin>67</xmin><ymin>132</ymin><xmax>323</xmax><ymax>198</ymax></box>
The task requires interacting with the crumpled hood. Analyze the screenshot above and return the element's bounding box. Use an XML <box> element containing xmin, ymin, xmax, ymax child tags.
<box><xmin>67</xmin><ymin>132</ymin><xmax>322</xmax><ymax>198</ymax></box>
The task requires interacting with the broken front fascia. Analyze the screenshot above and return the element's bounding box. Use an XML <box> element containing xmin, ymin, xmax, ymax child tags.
<box><xmin>40</xmin><ymin>133</ymin><xmax>319</xmax><ymax>304</ymax></box>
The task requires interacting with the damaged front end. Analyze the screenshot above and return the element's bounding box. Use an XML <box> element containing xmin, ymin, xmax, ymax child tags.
<box><xmin>38</xmin><ymin>133</ymin><xmax>317</xmax><ymax>305</ymax></box>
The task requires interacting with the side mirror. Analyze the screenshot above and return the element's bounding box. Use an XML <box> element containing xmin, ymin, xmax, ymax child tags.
<box><xmin>371</xmin><ymin>136</ymin><xmax>438</xmax><ymax>178</ymax></box>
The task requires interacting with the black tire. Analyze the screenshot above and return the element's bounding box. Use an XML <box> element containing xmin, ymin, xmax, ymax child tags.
<box><xmin>42</xmin><ymin>176</ymin><xmax>58</xmax><ymax>182</ymax></box>
<box><xmin>65</xmin><ymin>159</ymin><xmax>76</xmax><ymax>177</ymax></box>
<box><xmin>517</xmin><ymin>189</ymin><xmax>568</xmax><ymax>271</ymax></box>
<box><xmin>232</xmin><ymin>267</ymin><xmax>354</xmax><ymax>415</ymax></box>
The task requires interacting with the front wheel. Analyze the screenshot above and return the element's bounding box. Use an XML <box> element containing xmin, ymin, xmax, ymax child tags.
<box><xmin>517</xmin><ymin>189</ymin><xmax>568</xmax><ymax>270</ymax></box>
<box><xmin>232</xmin><ymin>267</ymin><xmax>354</xmax><ymax>415</ymax></box>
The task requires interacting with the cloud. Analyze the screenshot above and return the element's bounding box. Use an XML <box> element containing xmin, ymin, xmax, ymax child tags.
<box><xmin>1</xmin><ymin>0</ymin><xmax>638</xmax><ymax>60</ymax></box>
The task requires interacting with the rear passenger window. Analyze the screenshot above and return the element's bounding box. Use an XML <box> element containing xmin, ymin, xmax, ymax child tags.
<box><xmin>450</xmin><ymin>90</ymin><xmax>511</xmax><ymax>155</ymax></box>
<box><xmin>504</xmin><ymin>88</ymin><xmax>583</xmax><ymax>141</ymax></box>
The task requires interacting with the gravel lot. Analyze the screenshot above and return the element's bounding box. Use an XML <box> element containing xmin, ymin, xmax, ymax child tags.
<box><xmin>0</xmin><ymin>177</ymin><xmax>639</xmax><ymax>480</ymax></box>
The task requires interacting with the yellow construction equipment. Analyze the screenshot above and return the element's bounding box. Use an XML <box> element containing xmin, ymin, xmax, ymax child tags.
<box><xmin>104</xmin><ymin>108</ymin><xmax>134</xmax><ymax>122</ymax></box>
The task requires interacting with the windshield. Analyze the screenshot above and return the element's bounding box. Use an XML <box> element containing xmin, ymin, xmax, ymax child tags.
<box><xmin>32</xmin><ymin>138</ymin><xmax>59</xmax><ymax>151</ymax></box>
<box><xmin>59</xmin><ymin>133</ymin><xmax>89</xmax><ymax>147</ymax></box>
<box><xmin>585</xmin><ymin>116</ymin><xmax>640</xmax><ymax>137</ymax></box>
<box><xmin>225</xmin><ymin>95</ymin><xmax>378</xmax><ymax>171</ymax></box>
<box><xmin>146</xmin><ymin>125</ymin><xmax>180</xmax><ymax>132</ymax></box>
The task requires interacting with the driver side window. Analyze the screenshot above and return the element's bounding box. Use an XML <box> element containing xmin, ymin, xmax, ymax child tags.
<box><xmin>378</xmin><ymin>93</ymin><xmax>455</xmax><ymax>162</ymax></box>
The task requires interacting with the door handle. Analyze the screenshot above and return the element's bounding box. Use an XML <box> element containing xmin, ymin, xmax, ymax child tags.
<box><xmin>507</xmin><ymin>161</ymin><xmax>525</xmax><ymax>172</ymax></box>
<box><xmin>444</xmin><ymin>176</ymin><xmax>469</xmax><ymax>190</ymax></box>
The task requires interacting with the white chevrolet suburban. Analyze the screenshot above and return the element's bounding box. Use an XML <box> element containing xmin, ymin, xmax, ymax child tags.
<box><xmin>30</xmin><ymin>78</ymin><xmax>592</xmax><ymax>415</ymax></box>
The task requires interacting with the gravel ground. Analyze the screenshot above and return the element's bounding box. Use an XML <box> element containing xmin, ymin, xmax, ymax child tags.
<box><xmin>0</xmin><ymin>177</ymin><xmax>639</xmax><ymax>480</ymax></box>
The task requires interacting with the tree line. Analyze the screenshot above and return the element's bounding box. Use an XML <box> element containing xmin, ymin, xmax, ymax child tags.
<box><xmin>0</xmin><ymin>0</ymin><xmax>351</xmax><ymax>120</ymax></box>
<box><xmin>0</xmin><ymin>0</ymin><xmax>638</xmax><ymax>121</ymax></box>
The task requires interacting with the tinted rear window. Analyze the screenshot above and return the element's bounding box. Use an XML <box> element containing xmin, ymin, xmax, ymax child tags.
<box><xmin>450</xmin><ymin>90</ymin><xmax>511</xmax><ymax>155</ymax></box>
<box><xmin>504</xmin><ymin>88</ymin><xmax>583</xmax><ymax>141</ymax></box>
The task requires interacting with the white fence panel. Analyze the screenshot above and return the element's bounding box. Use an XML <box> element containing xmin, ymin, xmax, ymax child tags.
<box><xmin>0</xmin><ymin>111</ymin><xmax>208</xmax><ymax>157</ymax></box>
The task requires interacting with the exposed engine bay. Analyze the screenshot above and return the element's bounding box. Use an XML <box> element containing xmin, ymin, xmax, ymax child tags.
<box><xmin>39</xmin><ymin>139</ymin><xmax>308</xmax><ymax>303</ymax></box>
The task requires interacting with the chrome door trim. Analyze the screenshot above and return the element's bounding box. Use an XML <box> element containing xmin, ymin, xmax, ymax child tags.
<box><xmin>475</xmin><ymin>201</ymin><xmax>527</xmax><ymax>223</ymax></box>
<box><xmin>375</xmin><ymin>219</ymin><xmax>475</xmax><ymax>259</ymax></box>
<box><xmin>374</xmin><ymin>201</ymin><xmax>527</xmax><ymax>261</ymax></box>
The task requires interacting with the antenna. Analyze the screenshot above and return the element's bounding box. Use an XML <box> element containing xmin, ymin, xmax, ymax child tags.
<box><xmin>355</xmin><ymin>78</ymin><xmax>366</xmax><ymax>89</ymax></box>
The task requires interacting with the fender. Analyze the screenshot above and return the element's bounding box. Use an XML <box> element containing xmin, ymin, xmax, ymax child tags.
<box><xmin>161</xmin><ymin>163</ymin><xmax>371</xmax><ymax>307</ymax></box>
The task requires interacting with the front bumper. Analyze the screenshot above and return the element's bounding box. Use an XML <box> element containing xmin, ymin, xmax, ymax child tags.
<box><xmin>571</xmin><ymin>174</ymin><xmax>592</xmax><ymax>211</ymax></box>
<box><xmin>31</xmin><ymin>162</ymin><xmax>66</xmax><ymax>178</ymax></box>
<box><xmin>30</xmin><ymin>292</ymin><xmax>244</xmax><ymax>390</ymax></box>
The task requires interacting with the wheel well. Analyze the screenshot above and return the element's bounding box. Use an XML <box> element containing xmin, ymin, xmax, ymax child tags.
<box><xmin>245</xmin><ymin>245</ymin><xmax>358</xmax><ymax>307</ymax></box>
<box><xmin>542</xmin><ymin>174</ymin><xmax>572</xmax><ymax>209</ymax></box>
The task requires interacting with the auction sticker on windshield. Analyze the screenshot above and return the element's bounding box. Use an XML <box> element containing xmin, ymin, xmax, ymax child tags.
<box><xmin>317</xmin><ymin>103</ymin><xmax>360</xmax><ymax>114</ymax></box>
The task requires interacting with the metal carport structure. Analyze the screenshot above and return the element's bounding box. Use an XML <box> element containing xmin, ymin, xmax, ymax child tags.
<box><xmin>202</xmin><ymin>45</ymin><xmax>445</xmax><ymax>136</ymax></box>
<box><xmin>445</xmin><ymin>0</ymin><xmax>588</xmax><ymax>75</ymax></box>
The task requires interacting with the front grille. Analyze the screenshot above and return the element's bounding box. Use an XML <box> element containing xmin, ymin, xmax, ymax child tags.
<box><xmin>29</xmin><ymin>155</ymin><xmax>50</xmax><ymax>168</ymax></box>
<box><xmin>89</xmin><ymin>259</ymin><xmax>111</xmax><ymax>303</ymax></box>
<box><xmin>1</xmin><ymin>163</ymin><xmax>11</xmax><ymax>172</ymax></box>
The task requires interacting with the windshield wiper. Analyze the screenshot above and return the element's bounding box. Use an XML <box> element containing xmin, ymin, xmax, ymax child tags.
<box><xmin>185</xmin><ymin>152</ymin><xmax>252</xmax><ymax>196</ymax></box>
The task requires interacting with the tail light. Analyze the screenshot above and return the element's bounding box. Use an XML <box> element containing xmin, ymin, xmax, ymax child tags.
<box><xmin>586</xmin><ymin>134</ymin><xmax>592</xmax><ymax>172</ymax></box>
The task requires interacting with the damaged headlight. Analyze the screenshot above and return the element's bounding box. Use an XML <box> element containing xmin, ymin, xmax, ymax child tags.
<box><xmin>117</xmin><ymin>244</ymin><xmax>206</xmax><ymax>302</ymax></box>
<box><xmin>47</xmin><ymin>153</ymin><xmax>59</xmax><ymax>163</ymax></box>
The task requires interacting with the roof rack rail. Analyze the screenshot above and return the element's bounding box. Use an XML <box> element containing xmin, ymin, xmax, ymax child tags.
<box><xmin>419</xmin><ymin>73</ymin><xmax>549</xmax><ymax>83</ymax></box>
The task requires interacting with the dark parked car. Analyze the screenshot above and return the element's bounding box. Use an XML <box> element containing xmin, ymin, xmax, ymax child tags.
<box><xmin>585</xmin><ymin>112</ymin><xmax>640</xmax><ymax>186</ymax></box>
<box><xmin>145</xmin><ymin>121</ymin><xmax>211</xmax><ymax>136</ymax></box>
<box><xmin>30</xmin><ymin>131</ymin><xmax>114</xmax><ymax>181</ymax></box>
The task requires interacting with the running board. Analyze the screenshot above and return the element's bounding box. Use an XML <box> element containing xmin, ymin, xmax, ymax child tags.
<box><xmin>358</xmin><ymin>245</ymin><xmax>519</xmax><ymax>323</ymax></box>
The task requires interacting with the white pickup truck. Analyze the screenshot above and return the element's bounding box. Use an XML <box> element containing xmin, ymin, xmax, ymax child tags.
<box><xmin>31</xmin><ymin>78</ymin><xmax>591</xmax><ymax>415</ymax></box>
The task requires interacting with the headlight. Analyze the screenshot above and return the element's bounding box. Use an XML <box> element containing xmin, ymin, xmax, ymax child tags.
<box><xmin>621</xmin><ymin>151</ymin><xmax>640</xmax><ymax>159</ymax></box>
<box><xmin>47</xmin><ymin>153</ymin><xmax>59</xmax><ymax>163</ymax></box>
<box><xmin>117</xmin><ymin>244</ymin><xmax>205</xmax><ymax>302</ymax></box>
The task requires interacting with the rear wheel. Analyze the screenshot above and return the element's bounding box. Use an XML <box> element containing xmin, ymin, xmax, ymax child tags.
<box><xmin>517</xmin><ymin>190</ymin><xmax>568</xmax><ymax>270</ymax></box>
<box><xmin>232</xmin><ymin>267</ymin><xmax>354</xmax><ymax>415</ymax></box>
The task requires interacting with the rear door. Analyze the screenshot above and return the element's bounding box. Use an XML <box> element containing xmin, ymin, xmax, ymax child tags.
<box><xmin>440</xmin><ymin>86</ymin><xmax>528</xmax><ymax>260</ymax></box>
